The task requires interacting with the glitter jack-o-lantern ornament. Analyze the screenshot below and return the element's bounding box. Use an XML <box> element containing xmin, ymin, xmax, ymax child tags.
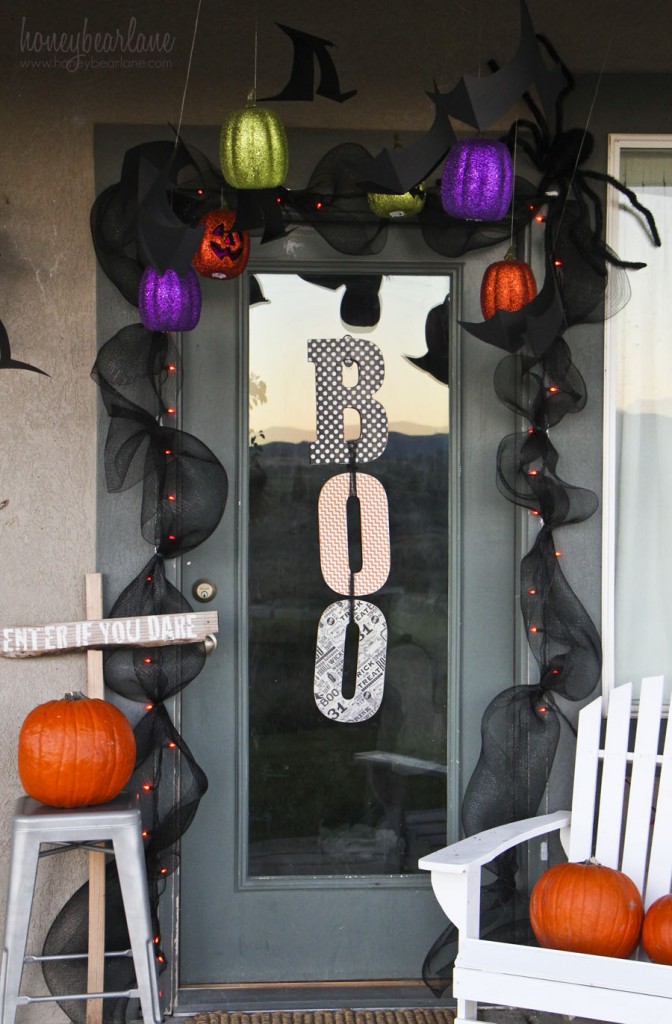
<box><xmin>220</xmin><ymin>92</ymin><xmax>289</xmax><ymax>190</ymax></box>
<box><xmin>441</xmin><ymin>138</ymin><xmax>513</xmax><ymax>221</ymax></box>
<box><xmin>480</xmin><ymin>247</ymin><xmax>537</xmax><ymax>319</ymax></box>
<box><xmin>192</xmin><ymin>209</ymin><xmax>250</xmax><ymax>279</ymax></box>
<box><xmin>139</xmin><ymin>266</ymin><xmax>202</xmax><ymax>332</ymax></box>
<box><xmin>18</xmin><ymin>693</ymin><xmax>136</xmax><ymax>808</ymax></box>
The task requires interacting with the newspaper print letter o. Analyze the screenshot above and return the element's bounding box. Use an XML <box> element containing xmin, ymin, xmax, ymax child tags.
<box><xmin>314</xmin><ymin>599</ymin><xmax>387</xmax><ymax>723</ymax></box>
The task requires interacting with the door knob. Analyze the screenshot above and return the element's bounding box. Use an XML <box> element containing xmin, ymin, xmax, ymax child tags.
<box><xmin>204</xmin><ymin>634</ymin><xmax>218</xmax><ymax>655</ymax></box>
<box><xmin>193</xmin><ymin>579</ymin><xmax>217</xmax><ymax>602</ymax></box>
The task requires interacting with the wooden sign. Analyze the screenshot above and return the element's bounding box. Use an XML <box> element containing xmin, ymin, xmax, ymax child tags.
<box><xmin>0</xmin><ymin>610</ymin><xmax>218</xmax><ymax>658</ymax></box>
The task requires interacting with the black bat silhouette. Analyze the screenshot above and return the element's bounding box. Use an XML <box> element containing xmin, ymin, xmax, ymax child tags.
<box><xmin>442</xmin><ymin>0</ymin><xmax>567</xmax><ymax>131</ymax></box>
<box><xmin>0</xmin><ymin>319</ymin><xmax>49</xmax><ymax>375</ymax></box>
<box><xmin>352</xmin><ymin>88</ymin><xmax>457</xmax><ymax>194</ymax></box>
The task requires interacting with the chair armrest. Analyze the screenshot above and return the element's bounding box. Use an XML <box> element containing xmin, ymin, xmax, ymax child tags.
<box><xmin>418</xmin><ymin>810</ymin><xmax>571</xmax><ymax>936</ymax></box>
<box><xmin>419</xmin><ymin>809</ymin><xmax>571</xmax><ymax>872</ymax></box>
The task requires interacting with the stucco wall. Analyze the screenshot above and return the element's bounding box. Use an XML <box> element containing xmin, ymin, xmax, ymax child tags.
<box><xmin>0</xmin><ymin>0</ymin><xmax>671</xmax><ymax>1015</ymax></box>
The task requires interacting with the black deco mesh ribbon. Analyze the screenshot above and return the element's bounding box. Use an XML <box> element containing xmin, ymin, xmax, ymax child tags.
<box><xmin>423</xmin><ymin>329</ymin><xmax>602</xmax><ymax>994</ymax></box>
<box><xmin>92</xmin><ymin>324</ymin><xmax>228</xmax><ymax>556</ymax></box>
<box><xmin>72</xmin><ymin>118</ymin><xmax>653</xmax><ymax>1015</ymax></box>
<box><xmin>42</xmin><ymin>321</ymin><xmax>226</xmax><ymax>1016</ymax></box>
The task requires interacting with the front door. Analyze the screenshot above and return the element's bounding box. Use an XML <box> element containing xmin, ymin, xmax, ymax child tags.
<box><xmin>93</xmin><ymin>124</ymin><xmax>519</xmax><ymax>1012</ymax></box>
<box><xmin>176</xmin><ymin>265</ymin><xmax>458</xmax><ymax>1005</ymax></box>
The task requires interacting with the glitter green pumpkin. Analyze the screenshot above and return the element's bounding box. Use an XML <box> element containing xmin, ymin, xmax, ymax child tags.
<box><xmin>366</xmin><ymin>181</ymin><xmax>426</xmax><ymax>219</ymax></box>
<box><xmin>220</xmin><ymin>93</ymin><xmax>289</xmax><ymax>190</ymax></box>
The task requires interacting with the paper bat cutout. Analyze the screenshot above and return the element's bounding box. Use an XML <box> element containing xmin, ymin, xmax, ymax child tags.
<box><xmin>249</xmin><ymin>276</ymin><xmax>270</xmax><ymax>307</ymax></box>
<box><xmin>137</xmin><ymin>153</ymin><xmax>204</xmax><ymax>274</ymax></box>
<box><xmin>0</xmin><ymin>319</ymin><xmax>49</xmax><ymax>375</ymax></box>
<box><xmin>259</xmin><ymin>24</ymin><xmax>356</xmax><ymax>103</ymax></box>
<box><xmin>352</xmin><ymin>89</ymin><xmax>457</xmax><ymax>194</ymax></box>
<box><xmin>232</xmin><ymin>188</ymin><xmax>289</xmax><ymax>244</ymax></box>
<box><xmin>460</xmin><ymin>264</ymin><xmax>565</xmax><ymax>356</ymax></box>
<box><xmin>442</xmin><ymin>0</ymin><xmax>567</xmax><ymax>131</ymax></box>
<box><xmin>406</xmin><ymin>297</ymin><xmax>450</xmax><ymax>385</ymax></box>
<box><xmin>300</xmin><ymin>274</ymin><xmax>383</xmax><ymax>327</ymax></box>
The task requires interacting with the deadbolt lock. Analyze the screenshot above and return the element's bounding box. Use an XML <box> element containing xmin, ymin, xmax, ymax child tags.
<box><xmin>193</xmin><ymin>579</ymin><xmax>217</xmax><ymax>603</ymax></box>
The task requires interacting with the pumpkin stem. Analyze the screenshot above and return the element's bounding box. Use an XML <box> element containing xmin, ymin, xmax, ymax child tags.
<box><xmin>64</xmin><ymin>691</ymin><xmax>87</xmax><ymax>701</ymax></box>
<box><xmin>504</xmin><ymin>244</ymin><xmax>517</xmax><ymax>261</ymax></box>
<box><xmin>246</xmin><ymin>88</ymin><xmax>256</xmax><ymax>107</ymax></box>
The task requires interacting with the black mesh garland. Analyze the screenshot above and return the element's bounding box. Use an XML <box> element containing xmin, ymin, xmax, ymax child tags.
<box><xmin>44</xmin><ymin>159</ymin><xmax>227</xmax><ymax>1015</ymax></box>
<box><xmin>422</xmin><ymin>292</ymin><xmax>603</xmax><ymax>994</ymax></box>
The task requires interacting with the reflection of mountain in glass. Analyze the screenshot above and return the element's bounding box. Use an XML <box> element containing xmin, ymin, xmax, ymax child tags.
<box><xmin>247</xmin><ymin>431</ymin><xmax>450</xmax><ymax>876</ymax></box>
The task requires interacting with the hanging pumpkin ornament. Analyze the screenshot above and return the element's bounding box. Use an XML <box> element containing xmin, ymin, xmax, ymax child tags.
<box><xmin>367</xmin><ymin>181</ymin><xmax>426</xmax><ymax>219</ymax></box>
<box><xmin>367</xmin><ymin>134</ymin><xmax>426</xmax><ymax>219</ymax></box>
<box><xmin>18</xmin><ymin>693</ymin><xmax>137</xmax><ymax>808</ymax></box>
<box><xmin>441</xmin><ymin>138</ymin><xmax>513</xmax><ymax>221</ymax></box>
<box><xmin>530</xmin><ymin>859</ymin><xmax>644</xmax><ymax>958</ymax></box>
<box><xmin>220</xmin><ymin>91</ymin><xmax>289</xmax><ymax>190</ymax></box>
<box><xmin>139</xmin><ymin>266</ymin><xmax>202</xmax><ymax>332</ymax></box>
<box><xmin>480</xmin><ymin>246</ymin><xmax>537</xmax><ymax>319</ymax></box>
<box><xmin>192</xmin><ymin>209</ymin><xmax>250</xmax><ymax>280</ymax></box>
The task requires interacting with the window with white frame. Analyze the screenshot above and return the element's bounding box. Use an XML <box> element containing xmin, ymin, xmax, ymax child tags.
<box><xmin>603</xmin><ymin>135</ymin><xmax>672</xmax><ymax>706</ymax></box>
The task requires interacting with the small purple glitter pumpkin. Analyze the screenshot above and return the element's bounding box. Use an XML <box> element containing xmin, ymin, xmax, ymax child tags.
<box><xmin>139</xmin><ymin>267</ymin><xmax>202</xmax><ymax>332</ymax></box>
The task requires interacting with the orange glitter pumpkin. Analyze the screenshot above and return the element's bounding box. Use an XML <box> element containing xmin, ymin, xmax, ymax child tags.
<box><xmin>480</xmin><ymin>248</ymin><xmax>537</xmax><ymax>320</ymax></box>
<box><xmin>18</xmin><ymin>694</ymin><xmax>136</xmax><ymax>808</ymax></box>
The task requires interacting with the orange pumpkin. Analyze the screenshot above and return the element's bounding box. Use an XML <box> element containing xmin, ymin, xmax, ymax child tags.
<box><xmin>18</xmin><ymin>694</ymin><xmax>136</xmax><ymax>808</ymax></box>
<box><xmin>480</xmin><ymin>249</ymin><xmax>537</xmax><ymax>320</ymax></box>
<box><xmin>642</xmin><ymin>893</ymin><xmax>672</xmax><ymax>964</ymax></box>
<box><xmin>530</xmin><ymin>860</ymin><xmax>644</xmax><ymax>958</ymax></box>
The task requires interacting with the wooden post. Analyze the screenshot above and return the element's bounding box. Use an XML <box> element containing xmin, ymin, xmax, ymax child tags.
<box><xmin>85</xmin><ymin>574</ymin><xmax>105</xmax><ymax>1024</ymax></box>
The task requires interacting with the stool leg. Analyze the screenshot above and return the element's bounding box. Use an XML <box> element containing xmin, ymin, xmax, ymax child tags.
<box><xmin>0</xmin><ymin>830</ymin><xmax>40</xmax><ymax>1024</ymax></box>
<box><xmin>112</xmin><ymin>826</ymin><xmax>162</xmax><ymax>1024</ymax></box>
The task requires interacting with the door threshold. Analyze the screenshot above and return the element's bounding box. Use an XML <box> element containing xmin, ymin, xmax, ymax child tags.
<box><xmin>174</xmin><ymin>982</ymin><xmax>453</xmax><ymax>1014</ymax></box>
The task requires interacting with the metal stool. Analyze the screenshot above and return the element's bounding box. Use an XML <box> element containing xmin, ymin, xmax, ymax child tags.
<box><xmin>0</xmin><ymin>794</ymin><xmax>162</xmax><ymax>1024</ymax></box>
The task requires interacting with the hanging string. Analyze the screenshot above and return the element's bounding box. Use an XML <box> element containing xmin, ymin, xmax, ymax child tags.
<box><xmin>252</xmin><ymin>2</ymin><xmax>259</xmax><ymax>101</ymax></box>
<box><xmin>509</xmin><ymin>120</ymin><xmax>519</xmax><ymax>250</ymax></box>
<box><xmin>174</xmin><ymin>0</ymin><xmax>203</xmax><ymax>148</ymax></box>
<box><xmin>551</xmin><ymin>33</ymin><xmax>613</xmax><ymax>249</ymax></box>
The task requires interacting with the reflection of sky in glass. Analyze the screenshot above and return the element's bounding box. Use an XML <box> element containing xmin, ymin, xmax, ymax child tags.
<box><xmin>250</xmin><ymin>274</ymin><xmax>450</xmax><ymax>443</ymax></box>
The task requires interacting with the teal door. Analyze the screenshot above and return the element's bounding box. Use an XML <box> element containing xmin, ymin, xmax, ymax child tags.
<box><xmin>93</xmin><ymin>124</ymin><xmax>519</xmax><ymax>1013</ymax></box>
<box><xmin>177</xmin><ymin>266</ymin><xmax>459</xmax><ymax>1004</ymax></box>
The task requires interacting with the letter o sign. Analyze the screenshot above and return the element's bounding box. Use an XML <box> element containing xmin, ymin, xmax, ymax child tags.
<box><xmin>317</xmin><ymin>472</ymin><xmax>390</xmax><ymax>595</ymax></box>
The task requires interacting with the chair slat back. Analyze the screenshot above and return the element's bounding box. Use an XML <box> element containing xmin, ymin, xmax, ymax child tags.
<box><xmin>594</xmin><ymin>682</ymin><xmax>632</xmax><ymax>867</ymax></box>
<box><xmin>645</xmin><ymin>680</ymin><xmax>672</xmax><ymax>907</ymax></box>
<box><xmin>621</xmin><ymin>677</ymin><xmax>663</xmax><ymax>896</ymax></box>
<box><xmin>567</xmin><ymin>677</ymin><xmax>671</xmax><ymax>908</ymax></box>
<box><xmin>566</xmin><ymin>694</ymin><xmax>602</xmax><ymax>863</ymax></box>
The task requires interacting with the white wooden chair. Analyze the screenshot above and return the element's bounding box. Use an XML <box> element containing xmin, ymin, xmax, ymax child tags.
<box><xmin>419</xmin><ymin>676</ymin><xmax>672</xmax><ymax>1024</ymax></box>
